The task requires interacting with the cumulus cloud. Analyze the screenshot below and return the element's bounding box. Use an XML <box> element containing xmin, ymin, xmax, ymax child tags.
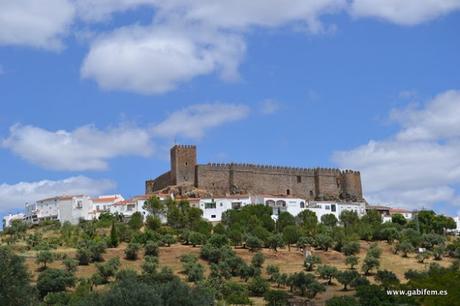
<box><xmin>81</xmin><ymin>25</ymin><xmax>245</xmax><ymax>94</ymax></box>
<box><xmin>393</xmin><ymin>90</ymin><xmax>460</xmax><ymax>141</ymax></box>
<box><xmin>0</xmin><ymin>0</ymin><xmax>75</xmax><ymax>49</ymax></box>
<box><xmin>2</xmin><ymin>124</ymin><xmax>153</xmax><ymax>171</ymax></box>
<box><xmin>333</xmin><ymin>90</ymin><xmax>460</xmax><ymax>211</ymax></box>
<box><xmin>153</xmin><ymin>103</ymin><xmax>250</xmax><ymax>139</ymax></box>
<box><xmin>0</xmin><ymin>176</ymin><xmax>115</xmax><ymax>214</ymax></box>
<box><xmin>350</xmin><ymin>0</ymin><xmax>460</xmax><ymax>26</ymax></box>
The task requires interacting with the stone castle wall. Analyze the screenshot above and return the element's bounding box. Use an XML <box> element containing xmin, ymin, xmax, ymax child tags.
<box><xmin>146</xmin><ymin>145</ymin><xmax>363</xmax><ymax>201</ymax></box>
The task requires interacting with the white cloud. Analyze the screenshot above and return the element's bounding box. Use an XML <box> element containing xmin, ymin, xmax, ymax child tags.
<box><xmin>0</xmin><ymin>176</ymin><xmax>115</xmax><ymax>214</ymax></box>
<box><xmin>393</xmin><ymin>90</ymin><xmax>460</xmax><ymax>141</ymax></box>
<box><xmin>259</xmin><ymin>99</ymin><xmax>280</xmax><ymax>115</ymax></box>
<box><xmin>153</xmin><ymin>103</ymin><xmax>250</xmax><ymax>139</ymax></box>
<box><xmin>2</xmin><ymin>124</ymin><xmax>153</xmax><ymax>171</ymax></box>
<box><xmin>0</xmin><ymin>0</ymin><xmax>75</xmax><ymax>49</ymax></box>
<box><xmin>351</xmin><ymin>0</ymin><xmax>460</xmax><ymax>25</ymax></box>
<box><xmin>333</xmin><ymin>89</ymin><xmax>460</xmax><ymax>212</ymax></box>
<box><xmin>75</xmin><ymin>0</ymin><xmax>345</xmax><ymax>31</ymax></box>
<box><xmin>78</xmin><ymin>0</ymin><xmax>347</xmax><ymax>94</ymax></box>
<box><xmin>81</xmin><ymin>24</ymin><xmax>245</xmax><ymax>94</ymax></box>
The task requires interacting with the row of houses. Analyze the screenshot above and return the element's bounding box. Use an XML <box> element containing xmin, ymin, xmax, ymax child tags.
<box><xmin>4</xmin><ymin>193</ymin><xmax>367</xmax><ymax>228</ymax></box>
<box><xmin>4</xmin><ymin>193</ymin><xmax>457</xmax><ymax>233</ymax></box>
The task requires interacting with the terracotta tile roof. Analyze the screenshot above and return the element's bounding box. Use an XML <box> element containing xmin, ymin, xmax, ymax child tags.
<box><xmin>38</xmin><ymin>195</ymin><xmax>85</xmax><ymax>202</ymax></box>
<box><xmin>92</xmin><ymin>196</ymin><xmax>122</xmax><ymax>203</ymax></box>
<box><xmin>390</xmin><ymin>208</ymin><xmax>412</xmax><ymax>213</ymax></box>
<box><xmin>367</xmin><ymin>205</ymin><xmax>391</xmax><ymax>210</ymax></box>
<box><xmin>112</xmin><ymin>200</ymin><xmax>134</xmax><ymax>206</ymax></box>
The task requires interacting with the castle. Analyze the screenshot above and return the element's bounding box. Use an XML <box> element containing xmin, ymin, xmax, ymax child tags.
<box><xmin>145</xmin><ymin>145</ymin><xmax>363</xmax><ymax>201</ymax></box>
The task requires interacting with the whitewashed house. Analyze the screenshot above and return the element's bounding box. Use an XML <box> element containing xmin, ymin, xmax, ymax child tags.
<box><xmin>57</xmin><ymin>195</ymin><xmax>93</xmax><ymax>225</ymax></box>
<box><xmin>199</xmin><ymin>196</ymin><xmax>252</xmax><ymax>222</ymax></box>
<box><xmin>24</xmin><ymin>195</ymin><xmax>93</xmax><ymax>225</ymax></box>
<box><xmin>389</xmin><ymin>208</ymin><xmax>414</xmax><ymax>220</ymax></box>
<box><xmin>251</xmin><ymin>195</ymin><xmax>306</xmax><ymax>219</ymax></box>
<box><xmin>91</xmin><ymin>194</ymin><xmax>125</xmax><ymax>219</ymax></box>
<box><xmin>2</xmin><ymin>213</ymin><xmax>25</xmax><ymax>229</ymax></box>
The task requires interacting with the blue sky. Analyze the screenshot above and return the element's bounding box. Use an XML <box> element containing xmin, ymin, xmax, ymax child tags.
<box><xmin>1</xmin><ymin>0</ymin><xmax>460</xmax><ymax>220</ymax></box>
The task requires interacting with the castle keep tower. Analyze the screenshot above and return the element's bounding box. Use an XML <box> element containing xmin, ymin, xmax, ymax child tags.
<box><xmin>170</xmin><ymin>145</ymin><xmax>197</xmax><ymax>186</ymax></box>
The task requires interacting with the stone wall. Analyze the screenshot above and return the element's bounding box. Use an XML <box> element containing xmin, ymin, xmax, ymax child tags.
<box><xmin>194</xmin><ymin>163</ymin><xmax>362</xmax><ymax>200</ymax></box>
<box><xmin>145</xmin><ymin>171</ymin><xmax>171</xmax><ymax>194</ymax></box>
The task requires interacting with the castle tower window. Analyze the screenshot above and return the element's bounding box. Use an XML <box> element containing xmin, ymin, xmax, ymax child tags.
<box><xmin>297</xmin><ymin>176</ymin><xmax>301</xmax><ymax>183</ymax></box>
<box><xmin>286</xmin><ymin>189</ymin><xmax>290</xmax><ymax>195</ymax></box>
<box><xmin>185</xmin><ymin>162</ymin><xmax>188</xmax><ymax>166</ymax></box>
<box><xmin>309</xmin><ymin>190</ymin><xmax>314</xmax><ymax>197</ymax></box>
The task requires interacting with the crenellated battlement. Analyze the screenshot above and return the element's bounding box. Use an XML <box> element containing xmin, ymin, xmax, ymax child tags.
<box><xmin>173</xmin><ymin>144</ymin><xmax>196</xmax><ymax>149</ymax></box>
<box><xmin>202</xmin><ymin>163</ymin><xmax>359</xmax><ymax>175</ymax></box>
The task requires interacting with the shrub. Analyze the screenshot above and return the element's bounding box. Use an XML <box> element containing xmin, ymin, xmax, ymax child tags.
<box><xmin>264</xmin><ymin>289</ymin><xmax>289</xmax><ymax>306</ymax></box>
<box><xmin>318</xmin><ymin>265</ymin><xmax>338</xmax><ymax>285</ymax></box>
<box><xmin>36</xmin><ymin>269</ymin><xmax>75</xmax><ymax>298</ymax></box>
<box><xmin>248</xmin><ymin>276</ymin><xmax>270</xmax><ymax>296</ymax></box>
<box><xmin>246</xmin><ymin>235</ymin><xmax>264</xmax><ymax>251</ymax></box>
<box><xmin>95</xmin><ymin>257</ymin><xmax>120</xmax><ymax>283</ymax></box>
<box><xmin>251</xmin><ymin>252</ymin><xmax>265</xmax><ymax>268</ymax></box>
<box><xmin>125</xmin><ymin>243</ymin><xmax>141</xmax><ymax>260</ymax></box>
<box><xmin>161</xmin><ymin>234</ymin><xmax>176</xmax><ymax>247</ymax></box>
<box><xmin>336</xmin><ymin>270</ymin><xmax>359</xmax><ymax>290</ymax></box>
<box><xmin>222</xmin><ymin>282</ymin><xmax>252</xmax><ymax>305</ymax></box>
<box><xmin>63</xmin><ymin>258</ymin><xmax>78</xmax><ymax>272</ymax></box>
<box><xmin>345</xmin><ymin>255</ymin><xmax>359</xmax><ymax>269</ymax></box>
<box><xmin>189</xmin><ymin>231</ymin><xmax>206</xmax><ymax>247</ymax></box>
<box><xmin>144</xmin><ymin>241</ymin><xmax>160</xmax><ymax>257</ymax></box>
<box><xmin>326</xmin><ymin>296</ymin><xmax>359</xmax><ymax>306</ymax></box>
<box><xmin>342</xmin><ymin>241</ymin><xmax>360</xmax><ymax>256</ymax></box>
<box><xmin>315</xmin><ymin>234</ymin><xmax>334</xmax><ymax>251</ymax></box>
<box><xmin>0</xmin><ymin>246</ymin><xmax>36</xmax><ymax>306</ymax></box>
<box><xmin>304</xmin><ymin>255</ymin><xmax>321</xmax><ymax>271</ymax></box>
<box><xmin>362</xmin><ymin>256</ymin><xmax>380</xmax><ymax>275</ymax></box>
<box><xmin>36</xmin><ymin>250</ymin><xmax>54</xmax><ymax>270</ymax></box>
<box><xmin>128</xmin><ymin>212</ymin><xmax>144</xmax><ymax>231</ymax></box>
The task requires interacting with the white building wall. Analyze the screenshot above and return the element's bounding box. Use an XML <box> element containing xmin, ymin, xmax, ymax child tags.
<box><xmin>2</xmin><ymin>213</ymin><xmax>25</xmax><ymax>229</ymax></box>
<box><xmin>200</xmin><ymin>197</ymin><xmax>252</xmax><ymax>222</ymax></box>
<box><xmin>58</xmin><ymin>196</ymin><xmax>93</xmax><ymax>225</ymax></box>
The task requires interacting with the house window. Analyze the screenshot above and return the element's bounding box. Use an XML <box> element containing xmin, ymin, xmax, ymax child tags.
<box><xmin>300</xmin><ymin>201</ymin><xmax>305</xmax><ymax>208</ymax></box>
<box><xmin>297</xmin><ymin>176</ymin><xmax>301</xmax><ymax>183</ymax></box>
<box><xmin>205</xmin><ymin>202</ymin><xmax>216</xmax><ymax>209</ymax></box>
<box><xmin>325</xmin><ymin>205</ymin><xmax>330</xmax><ymax>210</ymax></box>
<box><xmin>76</xmin><ymin>201</ymin><xmax>83</xmax><ymax>209</ymax></box>
<box><xmin>232</xmin><ymin>202</ymin><xmax>241</xmax><ymax>209</ymax></box>
<box><xmin>286</xmin><ymin>189</ymin><xmax>290</xmax><ymax>195</ymax></box>
<box><xmin>331</xmin><ymin>204</ymin><xmax>336</xmax><ymax>212</ymax></box>
<box><xmin>266</xmin><ymin>200</ymin><xmax>276</xmax><ymax>206</ymax></box>
<box><xmin>276</xmin><ymin>200</ymin><xmax>286</xmax><ymax>207</ymax></box>
<box><xmin>220</xmin><ymin>202</ymin><xmax>223</xmax><ymax>207</ymax></box>
<box><xmin>211</xmin><ymin>215</ymin><xmax>216</xmax><ymax>219</ymax></box>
